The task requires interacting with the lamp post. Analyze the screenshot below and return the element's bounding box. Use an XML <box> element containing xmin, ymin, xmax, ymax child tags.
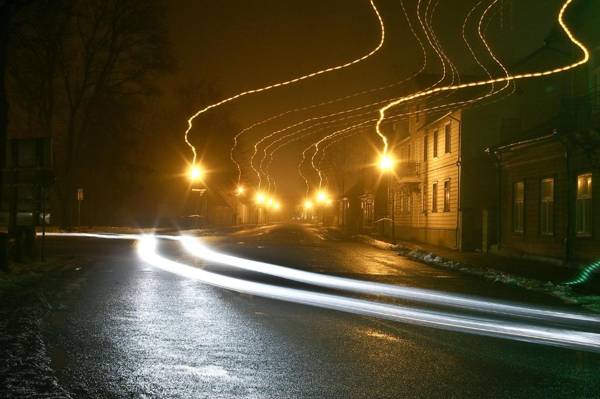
<box><xmin>188</xmin><ymin>165</ymin><xmax>206</xmax><ymax>228</ymax></box>
<box><xmin>378</xmin><ymin>154</ymin><xmax>396</xmax><ymax>242</ymax></box>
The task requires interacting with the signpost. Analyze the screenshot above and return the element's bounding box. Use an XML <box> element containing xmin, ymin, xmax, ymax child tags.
<box><xmin>0</xmin><ymin>137</ymin><xmax>53</xmax><ymax>262</ymax></box>
<box><xmin>77</xmin><ymin>188</ymin><xmax>83</xmax><ymax>229</ymax></box>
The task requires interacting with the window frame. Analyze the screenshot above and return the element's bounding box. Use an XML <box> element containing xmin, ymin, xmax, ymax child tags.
<box><xmin>432</xmin><ymin>182</ymin><xmax>439</xmax><ymax>213</ymax></box>
<box><xmin>513</xmin><ymin>180</ymin><xmax>525</xmax><ymax>234</ymax></box>
<box><xmin>540</xmin><ymin>177</ymin><xmax>555</xmax><ymax>237</ymax></box>
<box><xmin>576</xmin><ymin>173</ymin><xmax>593</xmax><ymax>237</ymax></box>
<box><xmin>443</xmin><ymin>179</ymin><xmax>451</xmax><ymax>212</ymax></box>
<box><xmin>444</xmin><ymin>124</ymin><xmax>451</xmax><ymax>154</ymax></box>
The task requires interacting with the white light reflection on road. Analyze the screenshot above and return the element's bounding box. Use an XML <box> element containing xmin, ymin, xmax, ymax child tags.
<box><xmin>138</xmin><ymin>235</ymin><xmax>600</xmax><ymax>353</ymax></box>
<box><xmin>42</xmin><ymin>232</ymin><xmax>600</xmax><ymax>352</ymax></box>
<box><xmin>180</xmin><ymin>236</ymin><xmax>600</xmax><ymax>326</ymax></box>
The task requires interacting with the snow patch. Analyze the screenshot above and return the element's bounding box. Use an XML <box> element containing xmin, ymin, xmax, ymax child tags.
<box><xmin>397</xmin><ymin>246</ymin><xmax>600</xmax><ymax>313</ymax></box>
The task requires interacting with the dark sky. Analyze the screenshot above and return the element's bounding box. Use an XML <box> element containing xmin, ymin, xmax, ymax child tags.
<box><xmin>157</xmin><ymin>0</ymin><xmax>563</xmax><ymax>201</ymax></box>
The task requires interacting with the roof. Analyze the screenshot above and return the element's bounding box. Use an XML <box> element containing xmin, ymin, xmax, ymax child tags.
<box><xmin>488</xmin><ymin>131</ymin><xmax>560</xmax><ymax>154</ymax></box>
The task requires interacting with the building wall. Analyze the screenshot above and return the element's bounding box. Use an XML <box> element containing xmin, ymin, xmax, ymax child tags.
<box><xmin>499</xmin><ymin>140</ymin><xmax>568</xmax><ymax>260</ymax></box>
<box><xmin>392</xmin><ymin>111</ymin><xmax>461</xmax><ymax>249</ymax></box>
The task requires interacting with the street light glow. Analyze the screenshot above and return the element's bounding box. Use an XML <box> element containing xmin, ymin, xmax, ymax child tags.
<box><xmin>378</xmin><ymin>154</ymin><xmax>395</xmax><ymax>172</ymax></box>
<box><xmin>236</xmin><ymin>185</ymin><xmax>246</xmax><ymax>196</ymax></box>
<box><xmin>303</xmin><ymin>200</ymin><xmax>314</xmax><ymax>210</ymax></box>
<box><xmin>255</xmin><ymin>192</ymin><xmax>266</xmax><ymax>204</ymax></box>
<box><xmin>316</xmin><ymin>190</ymin><xmax>329</xmax><ymax>203</ymax></box>
<box><xmin>188</xmin><ymin>165</ymin><xmax>204</xmax><ymax>181</ymax></box>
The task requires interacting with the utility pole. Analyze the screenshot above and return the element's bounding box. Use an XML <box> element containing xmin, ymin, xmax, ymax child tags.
<box><xmin>77</xmin><ymin>188</ymin><xmax>83</xmax><ymax>229</ymax></box>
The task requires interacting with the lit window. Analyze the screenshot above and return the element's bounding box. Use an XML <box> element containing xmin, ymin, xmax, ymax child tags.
<box><xmin>433</xmin><ymin>130</ymin><xmax>439</xmax><ymax>158</ymax></box>
<box><xmin>432</xmin><ymin>182</ymin><xmax>438</xmax><ymax>213</ymax></box>
<box><xmin>444</xmin><ymin>180</ymin><xmax>451</xmax><ymax>212</ymax></box>
<box><xmin>540</xmin><ymin>178</ymin><xmax>554</xmax><ymax>236</ymax></box>
<box><xmin>513</xmin><ymin>181</ymin><xmax>525</xmax><ymax>233</ymax></box>
<box><xmin>576</xmin><ymin>173</ymin><xmax>592</xmax><ymax>236</ymax></box>
<box><xmin>445</xmin><ymin>124</ymin><xmax>451</xmax><ymax>153</ymax></box>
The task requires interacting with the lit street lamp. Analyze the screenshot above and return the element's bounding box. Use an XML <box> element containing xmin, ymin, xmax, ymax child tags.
<box><xmin>188</xmin><ymin>164</ymin><xmax>207</xmax><ymax>228</ymax></box>
<box><xmin>188</xmin><ymin>165</ymin><xmax>205</xmax><ymax>182</ymax></box>
<box><xmin>378</xmin><ymin>153</ymin><xmax>396</xmax><ymax>241</ymax></box>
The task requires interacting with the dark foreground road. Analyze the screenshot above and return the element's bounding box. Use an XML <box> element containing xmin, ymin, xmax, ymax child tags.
<box><xmin>38</xmin><ymin>224</ymin><xmax>600</xmax><ymax>398</ymax></box>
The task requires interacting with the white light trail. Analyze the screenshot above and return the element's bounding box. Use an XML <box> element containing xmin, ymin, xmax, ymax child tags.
<box><xmin>44</xmin><ymin>232</ymin><xmax>600</xmax><ymax>351</ymax></box>
<box><xmin>135</xmin><ymin>235</ymin><xmax>600</xmax><ymax>353</ymax></box>
<box><xmin>184</xmin><ymin>0</ymin><xmax>385</xmax><ymax>165</ymax></box>
<box><xmin>179</xmin><ymin>235</ymin><xmax>600</xmax><ymax>326</ymax></box>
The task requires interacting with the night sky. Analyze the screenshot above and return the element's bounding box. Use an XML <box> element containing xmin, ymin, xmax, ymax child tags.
<box><xmin>154</xmin><ymin>0</ymin><xmax>563</xmax><ymax>202</ymax></box>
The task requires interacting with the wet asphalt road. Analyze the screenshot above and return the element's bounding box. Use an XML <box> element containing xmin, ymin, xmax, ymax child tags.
<box><xmin>42</xmin><ymin>223</ymin><xmax>600</xmax><ymax>398</ymax></box>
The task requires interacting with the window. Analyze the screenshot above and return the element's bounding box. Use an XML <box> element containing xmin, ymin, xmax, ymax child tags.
<box><xmin>399</xmin><ymin>191</ymin><xmax>405</xmax><ymax>214</ymax></box>
<box><xmin>513</xmin><ymin>181</ymin><xmax>525</xmax><ymax>233</ymax></box>
<box><xmin>423</xmin><ymin>135</ymin><xmax>428</xmax><ymax>161</ymax></box>
<box><xmin>445</xmin><ymin>124</ymin><xmax>451</xmax><ymax>153</ymax></box>
<box><xmin>433</xmin><ymin>130</ymin><xmax>439</xmax><ymax>158</ymax></box>
<box><xmin>576</xmin><ymin>173</ymin><xmax>592</xmax><ymax>236</ymax></box>
<box><xmin>444</xmin><ymin>180</ymin><xmax>451</xmax><ymax>212</ymax></box>
<box><xmin>540</xmin><ymin>178</ymin><xmax>554</xmax><ymax>236</ymax></box>
<box><xmin>432</xmin><ymin>182</ymin><xmax>438</xmax><ymax>213</ymax></box>
<box><xmin>422</xmin><ymin>185</ymin><xmax>428</xmax><ymax>213</ymax></box>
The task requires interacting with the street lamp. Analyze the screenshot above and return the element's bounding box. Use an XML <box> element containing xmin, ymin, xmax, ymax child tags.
<box><xmin>188</xmin><ymin>165</ymin><xmax>205</xmax><ymax>182</ymax></box>
<box><xmin>377</xmin><ymin>153</ymin><xmax>396</xmax><ymax>241</ymax></box>
<box><xmin>255</xmin><ymin>192</ymin><xmax>266</xmax><ymax>205</ymax></box>
<box><xmin>236</xmin><ymin>185</ymin><xmax>246</xmax><ymax>196</ymax></box>
<box><xmin>187</xmin><ymin>164</ymin><xmax>206</xmax><ymax>229</ymax></box>
<box><xmin>378</xmin><ymin>154</ymin><xmax>395</xmax><ymax>172</ymax></box>
<box><xmin>316</xmin><ymin>190</ymin><xmax>329</xmax><ymax>204</ymax></box>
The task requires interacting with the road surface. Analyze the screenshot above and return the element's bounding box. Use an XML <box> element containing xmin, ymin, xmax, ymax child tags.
<box><xmin>41</xmin><ymin>223</ymin><xmax>600</xmax><ymax>398</ymax></box>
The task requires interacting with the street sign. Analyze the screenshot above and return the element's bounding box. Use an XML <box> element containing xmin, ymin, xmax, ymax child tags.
<box><xmin>0</xmin><ymin>137</ymin><xmax>53</xmax><ymax>227</ymax></box>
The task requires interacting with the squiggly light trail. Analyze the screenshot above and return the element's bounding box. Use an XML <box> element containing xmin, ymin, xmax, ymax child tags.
<box><xmin>184</xmin><ymin>0</ymin><xmax>385</xmax><ymax>165</ymax></box>
<box><xmin>374</xmin><ymin>0</ymin><xmax>589</xmax><ymax>154</ymax></box>
<box><xmin>234</xmin><ymin>0</ymin><xmax>428</xmax><ymax>186</ymax></box>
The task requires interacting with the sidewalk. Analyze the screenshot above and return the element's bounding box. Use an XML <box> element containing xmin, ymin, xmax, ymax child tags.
<box><xmin>353</xmin><ymin>233</ymin><xmax>600</xmax><ymax>313</ymax></box>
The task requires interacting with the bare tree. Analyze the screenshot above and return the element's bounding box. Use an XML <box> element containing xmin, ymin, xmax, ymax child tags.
<box><xmin>7</xmin><ymin>0</ymin><xmax>170</xmax><ymax>227</ymax></box>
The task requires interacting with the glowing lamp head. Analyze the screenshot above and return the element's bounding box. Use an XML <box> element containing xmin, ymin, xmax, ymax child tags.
<box><xmin>188</xmin><ymin>165</ymin><xmax>204</xmax><ymax>181</ymax></box>
<box><xmin>236</xmin><ymin>185</ymin><xmax>245</xmax><ymax>196</ymax></box>
<box><xmin>316</xmin><ymin>190</ymin><xmax>328</xmax><ymax>203</ymax></box>
<box><xmin>273</xmin><ymin>201</ymin><xmax>281</xmax><ymax>211</ymax></box>
<box><xmin>378</xmin><ymin>154</ymin><xmax>395</xmax><ymax>172</ymax></box>
<box><xmin>303</xmin><ymin>200</ymin><xmax>314</xmax><ymax>210</ymax></box>
<box><xmin>255</xmin><ymin>192</ymin><xmax>266</xmax><ymax>204</ymax></box>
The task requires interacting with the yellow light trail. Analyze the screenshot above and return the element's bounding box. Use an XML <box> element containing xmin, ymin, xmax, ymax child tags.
<box><xmin>185</xmin><ymin>0</ymin><xmax>385</xmax><ymax>166</ymax></box>
<box><xmin>374</xmin><ymin>0</ymin><xmax>589</xmax><ymax>154</ymax></box>
<box><xmin>232</xmin><ymin>0</ymin><xmax>427</xmax><ymax>185</ymax></box>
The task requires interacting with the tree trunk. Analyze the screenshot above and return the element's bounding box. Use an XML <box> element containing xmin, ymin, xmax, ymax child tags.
<box><xmin>0</xmin><ymin>6</ymin><xmax>10</xmax><ymax>173</ymax></box>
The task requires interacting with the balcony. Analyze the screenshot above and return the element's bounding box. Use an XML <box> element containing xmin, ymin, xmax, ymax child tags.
<box><xmin>395</xmin><ymin>161</ymin><xmax>420</xmax><ymax>184</ymax></box>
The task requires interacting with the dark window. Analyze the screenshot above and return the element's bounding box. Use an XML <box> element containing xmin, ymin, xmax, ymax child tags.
<box><xmin>444</xmin><ymin>124</ymin><xmax>451</xmax><ymax>153</ymax></box>
<box><xmin>513</xmin><ymin>181</ymin><xmax>525</xmax><ymax>233</ymax></box>
<box><xmin>540</xmin><ymin>178</ymin><xmax>554</xmax><ymax>236</ymax></box>
<box><xmin>576</xmin><ymin>173</ymin><xmax>592</xmax><ymax>236</ymax></box>
<box><xmin>423</xmin><ymin>135</ymin><xmax>428</xmax><ymax>161</ymax></box>
<box><xmin>433</xmin><ymin>130</ymin><xmax>439</xmax><ymax>158</ymax></box>
<box><xmin>432</xmin><ymin>183</ymin><xmax>438</xmax><ymax>213</ymax></box>
<box><xmin>444</xmin><ymin>180</ymin><xmax>451</xmax><ymax>212</ymax></box>
<box><xmin>422</xmin><ymin>185</ymin><xmax>428</xmax><ymax>213</ymax></box>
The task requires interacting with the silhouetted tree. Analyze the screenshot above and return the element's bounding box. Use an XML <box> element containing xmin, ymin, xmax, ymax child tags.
<box><xmin>7</xmin><ymin>0</ymin><xmax>170</xmax><ymax>227</ymax></box>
